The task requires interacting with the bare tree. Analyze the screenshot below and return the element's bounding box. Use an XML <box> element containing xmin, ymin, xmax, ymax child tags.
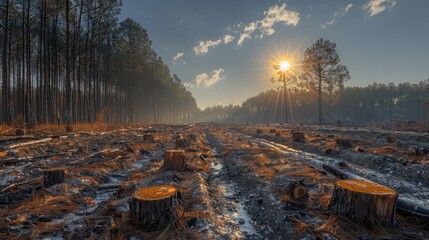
<box><xmin>301</xmin><ymin>38</ymin><xmax>350</xmax><ymax>124</ymax></box>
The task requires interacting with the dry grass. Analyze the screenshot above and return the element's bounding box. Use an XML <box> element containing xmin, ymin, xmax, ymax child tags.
<box><xmin>1</xmin><ymin>195</ymin><xmax>78</xmax><ymax>217</ymax></box>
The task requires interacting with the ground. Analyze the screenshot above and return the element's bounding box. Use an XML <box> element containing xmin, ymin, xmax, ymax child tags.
<box><xmin>0</xmin><ymin>124</ymin><xmax>428</xmax><ymax>239</ymax></box>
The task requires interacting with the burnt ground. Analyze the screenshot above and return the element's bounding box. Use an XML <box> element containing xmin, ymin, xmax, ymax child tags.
<box><xmin>0</xmin><ymin>124</ymin><xmax>428</xmax><ymax>239</ymax></box>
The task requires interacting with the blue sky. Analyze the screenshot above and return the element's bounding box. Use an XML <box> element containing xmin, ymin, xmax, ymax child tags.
<box><xmin>120</xmin><ymin>0</ymin><xmax>429</xmax><ymax>108</ymax></box>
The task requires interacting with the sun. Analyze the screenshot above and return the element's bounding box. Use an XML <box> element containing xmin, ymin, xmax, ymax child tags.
<box><xmin>279</xmin><ymin>60</ymin><xmax>291</xmax><ymax>71</ymax></box>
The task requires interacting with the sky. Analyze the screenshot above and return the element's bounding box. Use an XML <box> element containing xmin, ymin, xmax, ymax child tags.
<box><xmin>120</xmin><ymin>0</ymin><xmax>429</xmax><ymax>109</ymax></box>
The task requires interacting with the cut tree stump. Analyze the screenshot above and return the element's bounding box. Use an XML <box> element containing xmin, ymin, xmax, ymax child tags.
<box><xmin>163</xmin><ymin>150</ymin><xmax>186</xmax><ymax>171</ymax></box>
<box><xmin>336</xmin><ymin>138</ymin><xmax>353</xmax><ymax>148</ymax></box>
<box><xmin>291</xmin><ymin>130</ymin><xmax>305</xmax><ymax>142</ymax></box>
<box><xmin>269</xmin><ymin>129</ymin><xmax>276</xmax><ymax>133</ymax></box>
<box><xmin>274</xmin><ymin>177</ymin><xmax>308</xmax><ymax>203</ymax></box>
<box><xmin>386</xmin><ymin>135</ymin><xmax>396</xmax><ymax>144</ymax></box>
<box><xmin>175</xmin><ymin>138</ymin><xmax>191</xmax><ymax>148</ymax></box>
<box><xmin>129</xmin><ymin>185</ymin><xmax>178</xmax><ymax>229</ymax></box>
<box><xmin>329</xmin><ymin>180</ymin><xmax>398</xmax><ymax>226</ymax></box>
<box><xmin>256</xmin><ymin>129</ymin><xmax>263</xmax><ymax>134</ymax></box>
<box><xmin>65</xmin><ymin>125</ymin><xmax>74</xmax><ymax>132</ymax></box>
<box><xmin>143</xmin><ymin>134</ymin><xmax>155</xmax><ymax>142</ymax></box>
<box><xmin>43</xmin><ymin>168</ymin><xmax>67</xmax><ymax>187</ymax></box>
<box><xmin>15</xmin><ymin>129</ymin><xmax>25</xmax><ymax>136</ymax></box>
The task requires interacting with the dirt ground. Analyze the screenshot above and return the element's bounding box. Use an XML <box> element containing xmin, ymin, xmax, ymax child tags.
<box><xmin>0</xmin><ymin>124</ymin><xmax>428</xmax><ymax>239</ymax></box>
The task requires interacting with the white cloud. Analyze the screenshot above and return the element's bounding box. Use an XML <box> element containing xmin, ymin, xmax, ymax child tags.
<box><xmin>194</xmin><ymin>68</ymin><xmax>224</xmax><ymax>88</ymax></box>
<box><xmin>363</xmin><ymin>0</ymin><xmax>396</xmax><ymax>17</ymax></box>
<box><xmin>223</xmin><ymin>34</ymin><xmax>235</xmax><ymax>44</ymax></box>
<box><xmin>193</xmin><ymin>39</ymin><xmax>223</xmax><ymax>55</ymax></box>
<box><xmin>237</xmin><ymin>3</ymin><xmax>300</xmax><ymax>47</ymax></box>
<box><xmin>193</xmin><ymin>35</ymin><xmax>235</xmax><ymax>55</ymax></box>
<box><xmin>172</xmin><ymin>52</ymin><xmax>184</xmax><ymax>64</ymax></box>
<box><xmin>321</xmin><ymin>3</ymin><xmax>353</xmax><ymax>28</ymax></box>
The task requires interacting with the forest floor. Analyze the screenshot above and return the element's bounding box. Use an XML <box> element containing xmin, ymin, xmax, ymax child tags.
<box><xmin>0</xmin><ymin>123</ymin><xmax>428</xmax><ymax>239</ymax></box>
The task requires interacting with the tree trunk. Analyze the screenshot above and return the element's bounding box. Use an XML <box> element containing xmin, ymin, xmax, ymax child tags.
<box><xmin>129</xmin><ymin>185</ymin><xmax>178</xmax><ymax>229</ymax></box>
<box><xmin>291</xmin><ymin>130</ymin><xmax>305</xmax><ymax>142</ymax></box>
<box><xmin>43</xmin><ymin>168</ymin><xmax>67</xmax><ymax>187</ymax></box>
<box><xmin>329</xmin><ymin>180</ymin><xmax>398</xmax><ymax>226</ymax></box>
<box><xmin>163</xmin><ymin>150</ymin><xmax>186</xmax><ymax>171</ymax></box>
<box><xmin>143</xmin><ymin>134</ymin><xmax>155</xmax><ymax>142</ymax></box>
<box><xmin>175</xmin><ymin>138</ymin><xmax>191</xmax><ymax>148</ymax></box>
<box><xmin>319</xmin><ymin>76</ymin><xmax>322</xmax><ymax>124</ymax></box>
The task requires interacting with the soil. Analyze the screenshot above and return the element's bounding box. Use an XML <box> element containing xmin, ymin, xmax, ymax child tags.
<box><xmin>0</xmin><ymin>124</ymin><xmax>428</xmax><ymax>239</ymax></box>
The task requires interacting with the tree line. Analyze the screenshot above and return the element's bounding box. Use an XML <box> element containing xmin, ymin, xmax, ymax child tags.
<box><xmin>199</xmin><ymin>79</ymin><xmax>429</xmax><ymax>124</ymax></box>
<box><xmin>0</xmin><ymin>0</ymin><xmax>198</xmax><ymax>126</ymax></box>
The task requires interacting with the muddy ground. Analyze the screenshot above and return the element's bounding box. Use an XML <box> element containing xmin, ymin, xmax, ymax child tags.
<box><xmin>0</xmin><ymin>124</ymin><xmax>428</xmax><ymax>239</ymax></box>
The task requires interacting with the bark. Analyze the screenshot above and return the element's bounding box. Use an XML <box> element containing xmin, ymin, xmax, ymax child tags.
<box><xmin>129</xmin><ymin>185</ymin><xmax>178</xmax><ymax>229</ymax></box>
<box><xmin>163</xmin><ymin>150</ymin><xmax>186</xmax><ymax>171</ymax></box>
<box><xmin>43</xmin><ymin>168</ymin><xmax>67</xmax><ymax>187</ymax></box>
<box><xmin>329</xmin><ymin>180</ymin><xmax>398</xmax><ymax>227</ymax></box>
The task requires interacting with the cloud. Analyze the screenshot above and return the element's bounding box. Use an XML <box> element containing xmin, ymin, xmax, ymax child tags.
<box><xmin>363</xmin><ymin>0</ymin><xmax>396</xmax><ymax>17</ymax></box>
<box><xmin>192</xmin><ymin>3</ymin><xmax>299</xmax><ymax>55</ymax></box>
<box><xmin>223</xmin><ymin>34</ymin><xmax>235</xmax><ymax>44</ymax></box>
<box><xmin>237</xmin><ymin>3</ymin><xmax>300</xmax><ymax>47</ymax></box>
<box><xmin>193</xmin><ymin>34</ymin><xmax>236</xmax><ymax>55</ymax></box>
<box><xmin>172</xmin><ymin>52</ymin><xmax>184</xmax><ymax>64</ymax></box>
<box><xmin>193</xmin><ymin>39</ymin><xmax>223</xmax><ymax>55</ymax></box>
<box><xmin>321</xmin><ymin>3</ymin><xmax>353</xmax><ymax>28</ymax></box>
<box><xmin>194</xmin><ymin>68</ymin><xmax>224</xmax><ymax>88</ymax></box>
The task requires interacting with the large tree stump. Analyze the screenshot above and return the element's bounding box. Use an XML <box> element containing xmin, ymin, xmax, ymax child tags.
<box><xmin>291</xmin><ymin>130</ymin><xmax>305</xmax><ymax>142</ymax></box>
<box><xmin>329</xmin><ymin>180</ymin><xmax>398</xmax><ymax>226</ymax></box>
<box><xmin>386</xmin><ymin>135</ymin><xmax>396</xmax><ymax>144</ymax></box>
<box><xmin>163</xmin><ymin>150</ymin><xmax>186</xmax><ymax>171</ymax></box>
<box><xmin>269</xmin><ymin>129</ymin><xmax>277</xmax><ymax>133</ymax></box>
<box><xmin>143</xmin><ymin>134</ymin><xmax>155</xmax><ymax>142</ymax></box>
<box><xmin>43</xmin><ymin>168</ymin><xmax>67</xmax><ymax>187</ymax></box>
<box><xmin>256</xmin><ymin>129</ymin><xmax>263</xmax><ymax>134</ymax></box>
<box><xmin>129</xmin><ymin>185</ymin><xmax>178</xmax><ymax>229</ymax></box>
<box><xmin>336</xmin><ymin>138</ymin><xmax>353</xmax><ymax>148</ymax></box>
<box><xmin>175</xmin><ymin>138</ymin><xmax>191</xmax><ymax>148</ymax></box>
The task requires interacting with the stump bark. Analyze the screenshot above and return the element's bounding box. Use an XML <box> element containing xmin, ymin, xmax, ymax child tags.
<box><xmin>43</xmin><ymin>168</ymin><xmax>67</xmax><ymax>187</ymax></box>
<box><xmin>256</xmin><ymin>129</ymin><xmax>263</xmax><ymax>134</ymax></box>
<box><xmin>175</xmin><ymin>138</ymin><xmax>191</xmax><ymax>148</ymax></box>
<box><xmin>269</xmin><ymin>129</ymin><xmax>276</xmax><ymax>133</ymax></box>
<box><xmin>163</xmin><ymin>150</ymin><xmax>186</xmax><ymax>171</ymax></box>
<box><xmin>143</xmin><ymin>134</ymin><xmax>155</xmax><ymax>142</ymax></box>
<box><xmin>129</xmin><ymin>185</ymin><xmax>178</xmax><ymax>229</ymax></box>
<box><xmin>291</xmin><ymin>130</ymin><xmax>305</xmax><ymax>142</ymax></box>
<box><xmin>329</xmin><ymin>180</ymin><xmax>398</xmax><ymax>226</ymax></box>
<box><xmin>336</xmin><ymin>138</ymin><xmax>353</xmax><ymax>148</ymax></box>
<box><xmin>386</xmin><ymin>135</ymin><xmax>396</xmax><ymax>144</ymax></box>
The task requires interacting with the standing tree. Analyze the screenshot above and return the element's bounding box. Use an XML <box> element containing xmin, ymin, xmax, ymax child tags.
<box><xmin>302</xmin><ymin>38</ymin><xmax>350</xmax><ymax>124</ymax></box>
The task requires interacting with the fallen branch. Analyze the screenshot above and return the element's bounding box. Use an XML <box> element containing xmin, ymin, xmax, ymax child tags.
<box><xmin>0</xmin><ymin>153</ymin><xmax>65</xmax><ymax>166</ymax></box>
<box><xmin>1</xmin><ymin>137</ymin><xmax>53</xmax><ymax>151</ymax></box>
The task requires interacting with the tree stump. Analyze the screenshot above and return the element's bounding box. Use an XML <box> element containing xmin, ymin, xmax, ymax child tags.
<box><xmin>129</xmin><ymin>185</ymin><xmax>178</xmax><ymax>229</ymax></box>
<box><xmin>175</xmin><ymin>138</ymin><xmax>191</xmax><ymax>148</ymax></box>
<box><xmin>15</xmin><ymin>129</ymin><xmax>25</xmax><ymax>136</ymax></box>
<box><xmin>163</xmin><ymin>150</ymin><xmax>186</xmax><ymax>171</ymax></box>
<box><xmin>291</xmin><ymin>130</ymin><xmax>305</xmax><ymax>142</ymax></box>
<box><xmin>43</xmin><ymin>168</ymin><xmax>67</xmax><ymax>187</ymax></box>
<box><xmin>143</xmin><ymin>134</ymin><xmax>155</xmax><ymax>142</ymax></box>
<box><xmin>329</xmin><ymin>180</ymin><xmax>398</xmax><ymax>226</ymax></box>
<box><xmin>269</xmin><ymin>129</ymin><xmax>276</xmax><ymax>133</ymax></box>
<box><xmin>188</xmin><ymin>133</ymin><xmax>197</xmax><ymax>140</ymax></box>
<box><xmin>65</xmin><ymin>125</ymin><xmax>74</xmax><ymax>132</ymax></box>
<box><xmin>256</xmin><ymin>129</ymin><xmax>263</xmax><ymax>134</ymax></box>
<box><xmin>274</xmin><ymin>177</ymin><xmax>308</xmax><ymax>203</ymax></box>
<box><xmin>386</xmin><ymin>135</ymin><xmax>396</xmax><ymax>144</ymax></box>
<box><xmin>275</xmin><ymin>132</ymin><xmax>281</xmax><ymax>137</ymax></box>
<box><xmin>336</xmin><ymin>138</ymin><xmax>352</xmax><ymax>148</ymax></box>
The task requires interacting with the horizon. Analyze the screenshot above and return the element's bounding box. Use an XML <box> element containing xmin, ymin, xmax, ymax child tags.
<box><xmin>121</xmin><ymin>0</ymin><xmax>429</xmax><ymax>109</ymax></box>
